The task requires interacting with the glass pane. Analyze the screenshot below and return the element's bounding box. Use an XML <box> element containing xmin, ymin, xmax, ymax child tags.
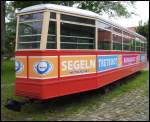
<box><xmin>98</xmin><ymin>41</ymin><xmax>111</xmax><ymax>50</ymax></box>
<box><xmin>50</xmin><ymin>12</ymin><xmax>56</xmax><ymax>19</ymax></box>
<box><xmin>19</xmin><ymin>35</ymin><xmax>41</xmax><ymax>42</ymax></box>
<box><xmin>98</xmin><ymin>28</ymin><xmax>111</xmax><ymax>50</ymax></box>
<box><xmin>47</xmin><ymin>35</ymin><xmax>56</xmax><ymax>42</ymax></box>
<box><xmin>61</xmin><ymin>36</ymin><xmax>77</xmax><ymax>43</ymax></box>
<box><xmin>78</xmin><ymin>44</ymin><xmax>94</xmax><ymax>49</ymax></box>
<box><xmin>123</xmin><ymin>45</ymin><xmax>130</xmax><ymax>51</ymax></box>
<box><xmin>47</xmin><ymin>43</ymin><xmax>56</xmax><ymax>49</ymax></box>
<box><xmin>61</xmin><ymin>22</ymin><xmax>95</xmax><ymax>37</ymax></box>
<box><xmin>18</xmin><ymin>43</ymin><xmax>40</xmax><ymax>49</ymax></box>
<box><xmin>97</xmin><ymin>21</ymin><xmax>111</xmax><ymax>30</ymax></box>
<box><xmin>136</xmin><ymin>47</ymin><xmax>141</xmax><ymax>51</ymax></box>
<box><xmin>47</xmin><ymin>21</ymin><xmax>56</xmax><ymax>49</ymax></box>
<box><xmin>113</xmin><ymin>43</ymin><xmax>122</xmax><ymax>50</ymax></box>
<box><xmin>131</xmin><ymin>39</ymin><xmax>135</xmax><ymax>51</ymax></box>
<box><xmin>113</xmin><ymin>27</ymin><xmax>122</xmax><ymax>34</ymax></box>
<box><xmin>61</xmin><ymin>43</ymin><xmax>77</xmax><ymax>49</ymax></box>
<box><xmin>61</xmin><ymin>14</ymin><xmax>95</xmax><ymax>25</ymax></box>
<box><xmin>113</xmin><ymin>34</ymin><xmax>122</xmax><ymax>43</ymax></box>
<box><xmin>20</xmin><ymin>13</ymin><xmax>43</xmax><ymax>22</ymax></box>
<box><xmin>60</xmin><ymin>22</ymin><xmax>95</xmax><ymax>49</ymax></box>
<box><xmin>136</xmin><ymin>41</ymin><xmax>141</xmax><ymax>46</ymax></box>
<box><xmin>77</xmin><ymin>38</ymin><xmax>94</xmax><ymax>43</ymax></box>
<box><xmin>48</xmin><ymin>21</ymin><xmax>56</xmax><ymax>34</ymax></box>
<box><xmin>19</xmin><ymin>21</ymin><xmax>42</xmax><ymax>35</ymax></box>
<box><xmin>123</xmin><ymin>31</ymin><xmax>130</xmax><ymax>37</ymax></box>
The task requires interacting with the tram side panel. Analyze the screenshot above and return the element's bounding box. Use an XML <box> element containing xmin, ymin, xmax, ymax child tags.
<box><xmin>15</xmin><ymin>51</ymin><xmax>147</xmax><ymax>100</ymax></box>
<box><xmin>96</xmin><ymin>52</ymin><xmax>147</xmax><ymax>87</ymax></box>
<box><xmin>15</xmin><ymin>51</ymin><xmax>98</xmax><ymax>100</ymax></box>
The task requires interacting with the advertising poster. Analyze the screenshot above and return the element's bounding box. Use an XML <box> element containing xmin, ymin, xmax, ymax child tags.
<box><xmin>97</xmin><ymin>55</ymin><xmax>119</xmax><ymax>72</ymax></box>
<box><xmin>60</xmin><ymin>55</ymin><xmax>96</xmax><ymax>77</ymax></box>
<box><xmin>140</xmin><ymin>54</ymin><xmax>147</xmax><ymax>62</ymax></box>
<box><xmin>15</xmin><ymin>56</ymin><xmax>27</xmax><ymax>78</ymax></box>
<box><xmin>28</xmin><ymin>56</ymin><xmax>58</xmax><ymax>79</ymax></box>
<box><xmin>122</xmin><ymin>55</ymin><xmax>138</xmax><ymax>66</ymax></box>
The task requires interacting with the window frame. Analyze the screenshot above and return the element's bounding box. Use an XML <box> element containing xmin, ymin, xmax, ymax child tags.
<box><xmin>16</xmin><ymin>9</ymin><xmax>146</xmax><ymax>52</ymax></box>
<box><xmin>16</xmin><ymin>10</ymin><xmax>46</xmax><ymax>51</ymax></box>
<box><xmin>112</xmin><ymin>33</ymin><xmax>123</xmax><ymax>51</ymax></box>
<box><xmin>59</xmin><ymin>15</ymin><xmax>96</xmax><ymax>50</ymax></box>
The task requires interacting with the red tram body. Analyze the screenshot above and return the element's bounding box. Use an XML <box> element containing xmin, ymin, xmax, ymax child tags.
<box><xmin>15</xmin><ymin>50</ymin><xmax>147</xmax><ymax>100</ymax></box>
<box><xmin>15</xmin><ymin>4</ymin><xmax>147</xmax><ymax>100</ymax></box>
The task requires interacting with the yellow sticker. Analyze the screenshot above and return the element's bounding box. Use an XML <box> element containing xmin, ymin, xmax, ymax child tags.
<box><xmin>118</xmin><ymin>55</ymin><xmax>122</xmax><ymax>67</ymax></box>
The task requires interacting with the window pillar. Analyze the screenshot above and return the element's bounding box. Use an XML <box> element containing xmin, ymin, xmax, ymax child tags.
<box><xmin>57</xmin><ymin>13</ymin><xmax>60</xmax><ymax>50</ymax></box>
<box><xmin>122</xmin><ymin>30</ymin><xmax>123</xmax><ymax>51</ymax></box>
<box><xmin>15</xmin><ymin>15</ymin><xmax>19</xmax><ymax>51</ymax></box>
<box><xmin>95</xmin><ymin>27</ymin><xmax>98</xmax><ymax>50</ymax></box>
<box><xmin>40</xmin><ymin>10</ymin><xmax>50</xmax><ymax>49</ymax></box>
<box><xmin>111</xmin><ymin>27</ymin><xmax>113</xmax><ymax>50</ymax></box>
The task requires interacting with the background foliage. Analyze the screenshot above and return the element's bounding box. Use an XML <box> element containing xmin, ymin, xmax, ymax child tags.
<box><xmin>136</xmin><ymin>20</ymin><xmax>149</xmax><ymax>59</ymax></box>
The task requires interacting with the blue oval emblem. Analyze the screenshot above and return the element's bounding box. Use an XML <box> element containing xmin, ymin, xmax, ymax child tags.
<box><xmin>15</xmin><ymin>61</ymin><xmax>24</xmax><ymax>73</ymax></box>
<box><xmin>34</xmin><ymin>61</ymin><xmax>53</xmax><ymax>74</ymax></box>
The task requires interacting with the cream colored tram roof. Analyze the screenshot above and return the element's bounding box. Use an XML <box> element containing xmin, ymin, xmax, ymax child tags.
<box><xmin>18</xmin><ymin>4</ymin><xmax>146</xmax><ymax>41</ymax></box>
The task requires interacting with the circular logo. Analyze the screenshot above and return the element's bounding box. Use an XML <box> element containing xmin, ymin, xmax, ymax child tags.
<box><xmin>34</xmin><ymin>61</ymin><xmax>53</xmax><ymax>75</ymax></box>
<box><xmin>15</xmin><ymin>61</ymin><xmax>24</xmax><ymax>73</ymax></box>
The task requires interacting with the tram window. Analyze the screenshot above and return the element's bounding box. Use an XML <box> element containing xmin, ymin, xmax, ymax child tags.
<box><xmin>98</xmin><ymin>28</ymin><xmax>111</xmax><ymax>50</ymax></box>
<box><xmin>144</xmin><ymin>43</ymin><xmax>147</xmax><ymax>52</ymax></box>
<box><xmin>141</xmin><ymin>42</ymin><xmax>145</xmax><ymax>52</ymax></box>
<box><xmin>123</xmin><ymin>31</ymin><xmax>130</xmax><ymax>37</ymax></box>
<box><xmin>20</xmin><ymin>13</ymin><xmax>43</xmax><ymax>22</ymax></box>
<box><xmin>123</xmin><ymin>37</ymin><xmax>130</xmax><ymax>51</ymax></box>
<box><xmin>50</xmin><ymin>12</ymin><xmax>56</xmax><ymax>19</ymax></box>
<box><xmin>18</xmin><ymin>42</ymin><xmax>40</xmax><ymax>49</ymax></box>
<box><xmin>19</xmin><ymin>22</ymin><xmax>42</xmax><ymax>35</ymax></box>
<box><xmin>135</xmin><ymin>40</ymin><xmax>141</xmax><ymax>51</ymax></box>
<box><xmin>17</xmin><ymin>13</ymin><xmax>43</xmax><ymax>49</ymax></box>
<box><xmin>97</xmin><ymin>21</ymin><xmax>111</xmax><ymax>30</ymax></box>
<box><xmin>112</xmin><ymin>34</ymin><xmax>122</xmax><ymax>50</ymax></box>
<box><xmin>61</xmin><ymin>14</ymin><xmax>95</xmax><ymax>25</ymax></box>
<box><xmin>47</xmin><ymin>21</ymin><xmax>57</xmax><ymax>49</ymax></box>
<box><xmin>131</xmin><ymin>39</ymin><xmax>136</xmax><ymax>51</ymax></box>
<box><xmin>113</xmin><ymin>27</ymin><xmax>122</xmax><ymax>34</ymax></box>
<box><xmin>60</xmin><ymin>22</ymin><xmax>95</xmax><ymax>49</ymax></box>
<box><xmin>19</xmin><ymin>35</ymin><xmax>41</xmax><ymax>42</ymax></box>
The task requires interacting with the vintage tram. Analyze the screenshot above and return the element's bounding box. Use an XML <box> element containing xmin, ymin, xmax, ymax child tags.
<box><xmin>15</xmin><ymin>4</ymin><xmax>147</xmax><ymax>100</ymax></box>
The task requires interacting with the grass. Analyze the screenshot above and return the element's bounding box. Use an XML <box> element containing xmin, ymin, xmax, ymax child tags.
<box><xmin>1</xmin><ymin>60</ymin><xmax>149</xmax><ymax>121</ymax></box>
<box><xmin>1</xmin><ymin>59</ymin><xmax>15</xmax><ymax>84</ymax></box>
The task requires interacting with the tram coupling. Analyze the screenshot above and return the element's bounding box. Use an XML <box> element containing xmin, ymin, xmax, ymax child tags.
<box><xmin>5</xmin><ymin>98</ymin><xmax>35</xmax><ymax>112</ymax></box>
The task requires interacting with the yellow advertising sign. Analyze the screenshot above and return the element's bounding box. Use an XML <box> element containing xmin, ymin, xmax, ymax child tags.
<box><xmin>15</xmin><ymin>56</ymin><xmax>27</xmax><ymax>78</ymax></box>
<box><xmin>28</xmin><ymin>56</ymin><xmax>58</xmax><ymax>79</ymax></box>
<box><xmin>60</xmin><ymin>55</ymin><xmax>96</xmax><ymax>77</ymax></box>
<box><xmin>118</xmin><ymin>55</ymin><xmax>122</xmax><ymax>67</ymax></box>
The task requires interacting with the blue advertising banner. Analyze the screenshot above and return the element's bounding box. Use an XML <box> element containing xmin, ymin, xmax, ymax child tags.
<box><xmin>97</xmin><ymin>55</ymin><xmax>119</xmax><ymax>72</ymax></box>
<box><xmin>140</xmin><ymin>54</ymin><xmax>147</xmax><ymax>62</ymax></box>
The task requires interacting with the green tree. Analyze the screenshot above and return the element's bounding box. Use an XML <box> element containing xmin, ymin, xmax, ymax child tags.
<box><xmin>136</xmin><ymin>20</ymin><xmax>149</xmax><ymax>59</ymax></box>
<box><xmin>1</xmin><ymin>1</ymin><xmax>5</xmax><ymax>61</ymax></box>
<box><xmin>5</xmin><ymin>1</ymin><xmax>16</xmax><ymax>59</ymax></box>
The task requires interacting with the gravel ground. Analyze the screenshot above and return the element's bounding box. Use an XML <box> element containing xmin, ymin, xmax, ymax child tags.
<box><xmin>55</xmin><ymin>63</ymin><xmax>149</xmax><ymax>121</ymax></box>
<box><xmin>56</xmin><ymin>82</ymin><xmax>149</xmax><ymax>121</ymax></box>
<box><xmin>2</xmin><ymin>62</ymin><xmax>149</xmax><ymax>121</ymax></box>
